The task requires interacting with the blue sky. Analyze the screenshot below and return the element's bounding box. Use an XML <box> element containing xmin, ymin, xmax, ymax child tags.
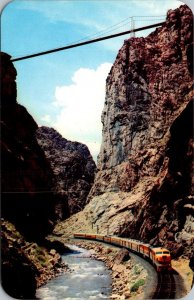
<box><xmin>1</xmin><ymin>0</ymin><xmax>186</xmax><ymax>160</ymax></box>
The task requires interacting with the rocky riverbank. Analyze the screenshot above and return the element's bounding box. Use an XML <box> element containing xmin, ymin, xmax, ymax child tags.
<box><xmin>66</xmin><ymin>239</ymin><xmax>148</xmax><ymax>299</ymax></box>
<box><xmin>1</xmin><ymin>219</ymin><xmax>69</xmax><ymax>298</ymax></box>
<box><xmin>37</xmin><ymin>232</ymin><xmax>193</xmax><ymax>299</ymax></box>
<box><xmin>65</xmin><ymin>239</ymin><xmax>193</xmax><ymax>299</ymax></box>
<box><xmin>35</xmin><ymin>249</ymin><xmax>68</xmax><ymax>288</ymax></box>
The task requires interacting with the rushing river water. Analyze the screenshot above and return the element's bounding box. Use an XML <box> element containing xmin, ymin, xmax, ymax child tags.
<box><xmin>36</xmin><ymin>245</ymin><xmax>112</xmax><ymax>300</ymax></box>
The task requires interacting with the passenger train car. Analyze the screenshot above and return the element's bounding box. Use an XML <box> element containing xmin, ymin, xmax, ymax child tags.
<box><xmin>74</xmin><ymin>233</ymin><xmax>172</xmax><ymax>272</ymax></box>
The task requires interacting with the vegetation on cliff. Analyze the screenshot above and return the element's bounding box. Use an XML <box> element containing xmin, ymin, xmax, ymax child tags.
<box><xmin>1</xmin><ymin>220</ymin><xmax>67</xmax><ymax>298</ymax></box>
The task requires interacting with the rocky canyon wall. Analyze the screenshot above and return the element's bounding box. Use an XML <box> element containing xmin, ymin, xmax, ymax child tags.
<box><xmin>36</xmin><ymin>126</ymin><xmax>96</xmax><ymax>216</ymax></box>
<box><xmin>90</xmin><ymin>4</ymin><xmax>193</xmax><ymax>197</ymax></box>
<box><xmin>1</xmin><ymin>52</ymin><xmax>66</xmax><ymax>298</ymax></box>
<box><xmin>1</xmin><ymin>52</ymin><xmax>59</xmax><ymax>241</ymax></box>
<box><xmin>86</xmin><ymin>5</ymin><xmax>193</xmax><ymax>257</ymax></box>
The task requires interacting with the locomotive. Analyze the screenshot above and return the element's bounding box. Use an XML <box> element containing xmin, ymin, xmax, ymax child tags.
<box><xmin>74</xmin><ymin>233</ymin><xmax>172</xmax><ymax>272</ymax></box>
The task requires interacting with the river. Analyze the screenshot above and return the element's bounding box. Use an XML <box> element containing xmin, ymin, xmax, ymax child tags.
<box><xmin>36</xmin><ymin>244</ymin><xmax>112</xmax><ymax>300</ymax></box>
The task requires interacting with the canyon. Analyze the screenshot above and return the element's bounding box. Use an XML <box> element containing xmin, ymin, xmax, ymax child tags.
<box><xmin>1</xmin><ymin>3</ymin><xmax>193</xmax><ymax>299</ymax></box>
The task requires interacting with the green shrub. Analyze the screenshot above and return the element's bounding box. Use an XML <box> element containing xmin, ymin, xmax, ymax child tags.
<box><xmin>130</xmin><ymin>279</ymin><xmax>145</xmax><ymax>292</ymax></box>
<box><xmin>134</xmin><ymin>265</ymin><xmax>141</xmax><ymax>275</ymax></box>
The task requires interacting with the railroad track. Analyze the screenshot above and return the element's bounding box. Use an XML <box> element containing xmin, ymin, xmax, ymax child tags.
<box><xmin>152</xmin><ymin>271</ymin><xmax>176</xmax><ymax>299</ymax></box>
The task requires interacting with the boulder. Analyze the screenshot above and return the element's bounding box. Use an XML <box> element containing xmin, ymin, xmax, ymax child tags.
<box><xmin>114</xmin><ymin>248</ymin><xmax>130</xmax><ymax>264</ymax></box>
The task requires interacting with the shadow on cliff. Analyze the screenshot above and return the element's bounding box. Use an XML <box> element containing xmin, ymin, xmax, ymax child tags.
<box><xmin>1</xmin><ymin>52</ymin><xmax>69</xmax><ymax>298</ymax></box>
<box><xmin>122</xmin><ymin>99</ymin><xmax>193</xmax><ymax>258</ymax></box>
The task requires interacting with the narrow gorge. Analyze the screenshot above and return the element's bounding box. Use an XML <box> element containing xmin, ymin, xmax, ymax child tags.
<box><xmin>1</xmin><ymin>3</ymin><xmax>193</xmax><ymax>299</ymax></box>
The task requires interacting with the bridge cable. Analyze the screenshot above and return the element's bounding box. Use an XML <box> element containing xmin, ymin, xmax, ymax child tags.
<box><xmin>11</xmin><ymin>21</ymin><xmax>165</xmax><ymax>62</ymax></box>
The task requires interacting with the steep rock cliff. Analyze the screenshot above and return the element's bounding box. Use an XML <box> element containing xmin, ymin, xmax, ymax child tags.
<box><xmin>1</xmin><ymin>52</ymin><xmax>67</xmax><ymax>298</ymax></box>
<box><xmin>58</xmin><ymin>5</ymin><xmax>193</xmax><ymax>259</ymax></box>
<box><xmin>36</xmin><ymin>126</ymin><xmax>96</xmax><ymax>215</ymax></box>
<box><xmin>90</xmin><ymin>4</ymin><xmax>193</xmax><ymax>197</ymax></box>
<box><xmin>1</xmin><ymin>52</ymin><xmax>58</xmax><ymax>241</ymax></box>
<box><xmin>89</xmin><ymin>4</ymin><xmax>194</xmax><ymax>256</ymax></box>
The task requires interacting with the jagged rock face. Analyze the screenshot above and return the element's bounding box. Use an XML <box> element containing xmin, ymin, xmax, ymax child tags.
<box><xmin>36</xmin><ymin>127</ymin><xmax>96</xmax><ymax>215</ymax></box>
<box><xmin>1</xmin><ymin>222</ymin><xmax>37</xmax><ymax>299</ymax></box>
<box><xmin>1</xmin><ymin>220</ymin><xmax>65</xmax><ymax>299</ymax></box>
<box><xmin>1</xmin><ymin>52</ymin><xmax>58</xmax><ymax>241</ymax></box>
<box><xmin>86</xmin><ymin>5</ymin><xmax>193</xmax><ymax>257</ymax></box>
<box><xmin>1</xmin><ymin>52</ymin><xmax>69</xmax><ymax>298</ymax></box>
<box><xmin>90</xmin><ymin>5</ymin><xmax>193</xmax><ymax>197</ymax></box>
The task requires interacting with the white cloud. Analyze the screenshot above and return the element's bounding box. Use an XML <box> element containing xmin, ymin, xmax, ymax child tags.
<box><xmin>41</xmin><ymin>114</ymin><xmax>51</xmax><ymax>123</ymax></box>
<box><xmin>53</xmin><ymin>62</ymin><xmax>112</xmax><ymax>160</ymax></box>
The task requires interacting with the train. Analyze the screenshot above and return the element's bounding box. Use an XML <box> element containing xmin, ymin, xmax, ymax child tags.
<box><xmin>73</xmin><ymin>233</ymin><xmax>172</xmax><ymax>272</ymax></box>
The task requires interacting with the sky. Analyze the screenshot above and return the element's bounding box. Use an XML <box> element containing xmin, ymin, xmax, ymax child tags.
<box><xmin>0</xmin><ymin>0</ymin><xmax>188</xmax><ymax>161</ymax></box>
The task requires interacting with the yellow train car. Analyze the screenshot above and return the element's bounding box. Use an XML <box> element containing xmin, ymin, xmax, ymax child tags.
<box><xmin>95</xmin><ymin>234</ymin><xmax>104</xmax><ymax>241</ymax></box>
<box><xmin>131</xmin><ymin>240</ymin><xmax>140</xmax><ymax>252</ymax></box>
<box><xmin>139</xmin><ymin>243</ymin><xmax>150</xmax><ymax>258</ymax></box>
<box><xmin>85</xmin><ymin>234</ymin><xmax>96</xmax><ymax>239</ymax></box>
<box><xmin>109</xmin><ymin>236</ymin><xmax>121</xmax><ymax>246</ymax></box>
<box><xmin>74</xmin><ymin>233</ymin><xmax>86</xmax><ymax>239</ymax></box>
<box><xmin>103</xmin><ymin>236</ymin><xmax>112</xmax><ymax>243</ymax></box>
<box><xmin>123</xmin><ymin>238</ymin><xmax>133</xmax><ymax>249</ymax></box>
<box><xmin>74</xmin><ymin>233</ymin><xmax>96</xmax><ymax>240</ymax></box>
<box><xmin>150</xmin><ymin>247</ymin><xmax>172</xmax><ymax>271</ymax></box>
